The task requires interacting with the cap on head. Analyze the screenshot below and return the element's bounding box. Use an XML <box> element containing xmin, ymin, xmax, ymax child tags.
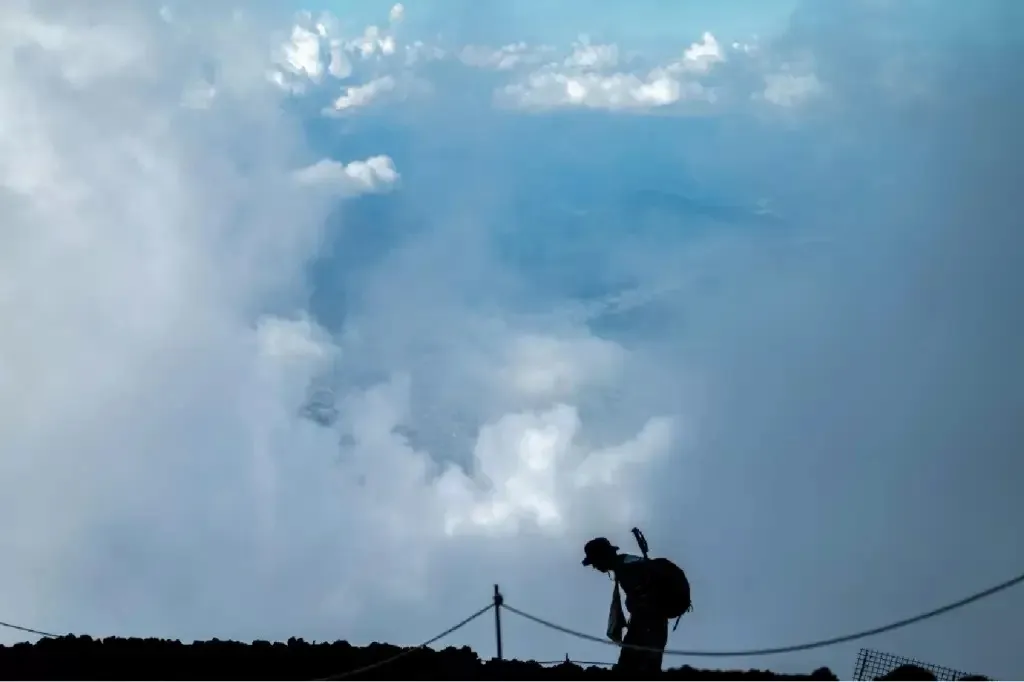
<box><xmin>582</xmin><ymin>537</ymin><xmax>619</xmax><ymax>566</ymax></box>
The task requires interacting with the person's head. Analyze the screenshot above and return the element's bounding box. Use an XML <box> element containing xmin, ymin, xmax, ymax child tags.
<box><xmin>581</xmin><ymin>537</ymin><xmax>619</xmax><ymax>573</ymax></box>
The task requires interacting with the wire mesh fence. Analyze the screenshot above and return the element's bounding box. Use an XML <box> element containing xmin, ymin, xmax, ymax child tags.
<box><xmin>852</xmin><ymin>647</ymin><xmax>978</xmax><ymax>681</ymax></box>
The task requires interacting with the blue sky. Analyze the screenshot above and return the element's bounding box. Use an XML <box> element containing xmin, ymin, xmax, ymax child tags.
<box><xmin>1</xmin><ymin>0</ymin><xmax>1022</xmax><ymax>679</ymax></box>
<box><xmin>307</xmin><ymin>0</ymin><xmax>800</xmax><ymax>46</ymax></box>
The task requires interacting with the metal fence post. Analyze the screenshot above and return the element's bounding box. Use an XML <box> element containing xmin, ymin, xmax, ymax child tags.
<box><xmin>493</xmin><ymin>584</ymin><xmax>504</xmax><ymax>661</ymax></box>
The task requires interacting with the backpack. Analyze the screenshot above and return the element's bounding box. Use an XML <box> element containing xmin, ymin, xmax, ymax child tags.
<box><xmin>631</xmin><ymin>527</ymin><xmax>693</xmax><ymax>628</ymax></box>
<box><xmin>647</xmin><ymin>557</ymin><xmax>692</xmax><ymax>619</ymax></box>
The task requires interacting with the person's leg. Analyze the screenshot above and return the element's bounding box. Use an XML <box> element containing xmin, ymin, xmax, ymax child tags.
<box><xmin>615</xmin><ymin>622</ymin><xmax>644</xmax><ymax>674</ymax></box>
<box><xmin>647</xmin><ymin>616</ymin><xmax>669</xmax><ymax>672</ymax></box>
<box><xmin>614</xmin><ymin>634</ymin><xmax>637</xmax><ymax>671</ymax></box>
<box><xmin>617</xmin><ymin>616</ymin><xmax>668</xmax><ymax>675</ymax></box>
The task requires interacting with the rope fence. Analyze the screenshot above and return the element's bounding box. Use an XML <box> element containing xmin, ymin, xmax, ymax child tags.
<box><xmin>535</xmin><ymin>658</ymin><xmax>616</xmax><ymax>667</ymax></box>
<box><xmin>0</xmin><ymin>621</ymin><xmax>59</xmax><ymax>639</ymax></box>
<box><xmin>2</xmin><ymin>568</ymin><xmax>1022</xmax><ymax>677</ymax></box>
<box><xmin>503</xmin><ymin>565</ymin><xmax>1024</xmax><ymax>657</ymax></box>
<box><xmin>316</xmin><ymin>603</ymin><xmax>494</xmax><ymax>681</ymax></box>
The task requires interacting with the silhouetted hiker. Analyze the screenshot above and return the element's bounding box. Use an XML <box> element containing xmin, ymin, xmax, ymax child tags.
<box><xmin>581</xmin><ymin>527</ymin><xmax>692</xmax><ymax>675</ymax></box>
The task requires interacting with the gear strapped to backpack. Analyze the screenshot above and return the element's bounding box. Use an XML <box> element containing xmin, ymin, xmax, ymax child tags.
<box><xmin>631</xmin><ymin>527</ymin><xmax>692</xmax><ymax>630</ymax></box>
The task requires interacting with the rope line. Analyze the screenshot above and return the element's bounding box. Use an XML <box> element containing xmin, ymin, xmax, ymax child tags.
<box><xmin>5</xmin><ymin>568</ymin><xmax>1023</xmax><ymax>668</ymax></box>
<box><xmin>503</xmin><ymin>568</ymin><xmax>1024</xmax><ymax>658</ymax></box>
<box><xmin>315</xmin><ymin>603</ymin><xmax>493</xmax><ymax>681</ymax></box>
<box><xmin>0</xmin><ymin>621</ymin><xmax>59</xmax><ymax>639</ymax></box>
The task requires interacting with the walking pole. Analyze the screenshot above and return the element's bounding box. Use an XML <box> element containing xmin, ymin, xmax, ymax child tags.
<box><xmin>493</xmin><ymin>584</ymin><xmax>504</xmax><ymax>661</ymax></box>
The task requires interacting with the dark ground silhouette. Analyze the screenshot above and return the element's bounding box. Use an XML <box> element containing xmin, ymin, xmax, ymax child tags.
<box><xmin>0</xmin><ymin>635</ymin><xmax>839</xmax><ymax>680</ymax></box>
<box><xmin>877</xmin><ymin>664</ymin><xmax>938</xmax><ymax>680</ymax></box>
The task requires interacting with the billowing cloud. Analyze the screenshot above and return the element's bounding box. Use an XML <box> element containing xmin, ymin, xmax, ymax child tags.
<box><xmin>268</xmin><ymin>10</ymin><xmax>405</xmax><ymax>96</ymax></box>
<box><xmin>0</xmin><ymin>0</ymin><xmax>674</xmax><ymax>644</ymax></box>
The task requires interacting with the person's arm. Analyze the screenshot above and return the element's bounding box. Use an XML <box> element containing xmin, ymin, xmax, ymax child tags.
<box><xmin>607</xmin><ymin>579</ymin><xmax>627</xmax><ymax>641</ymax></box>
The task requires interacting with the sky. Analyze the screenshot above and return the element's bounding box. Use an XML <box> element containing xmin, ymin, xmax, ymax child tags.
<box><xmin>0</xmin><ymin>0</ymin><xmax>1022</xmax><ymax>678</ymax></box>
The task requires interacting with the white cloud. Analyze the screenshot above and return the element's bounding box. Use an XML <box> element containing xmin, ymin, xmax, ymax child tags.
<box><xmin>267</xmin><ymin>12</ymin><xmax>812</xmax><ymax>118</ymax></box>
<box><xmin>437</xmin><ymin>404</ymin><xmax>581</xmax><ymax>536</ymax></box>
<box><xmin>323</xmin><ymin>75</ymin><xmax>398</xmax><ymax>113</ymax></box>
<box><xmin>292</xmin><ymin>155</ymin><xmax>400</xmax><ymax>196</ymax></box>
<box><xmin>389</xmin><ymin>3</ymin><xmax>405</xmax><ymax>24</ymax></box>
<box><xmin>672</xmin><ymin>31</ymin><xmax>725</xmax><ymax>74</ymax></box>
<box><xmin>563</xmin><ymin>37</ymin><xmax>620</xmax><ymax>71</ymax></box>
<box><xmin>270</xmin><ymin>14</ymin><xmax>357</xmax><ymax>92</ymax></box>
<box><xmin>498</xmin><ymin>32</ymin><xmax>727</xmax><ymax>112</ymax></box>
<box><xmin>264</xmin><ymin>14</ymin><xmax>789</xmax><ymax>118</ymax></box>
<box><xmin>500</xmin><ymin>69</ymin><xmax>690</xmax><ymax>111</ymax></box>
<box><xmin>269</xmin><ymin>10</ymin><xmax>404</xmax><ymax>94</ymax></box>
<box><xmin>280</xmin><ymin>24</ymin><xmax>325</xmax><ymax>82</ymax></box>
<box><xmin>437</xmin><ymin>404</ymin><xmax>675</xmax><ymax>537</ymax></box>
<box><xmin>348</xmin><ymin>25</ymin><xmax>397</xmax><ymax>60</ymax></box>
<box><xmin>267</xmin><ymin>6</ymin><xmax>441</xmax><ymax>114</ymax></box>
<box><xmin>257</xmin><ymin>315</ymin><xmax>335</xmax><ymax>364</ymax></box>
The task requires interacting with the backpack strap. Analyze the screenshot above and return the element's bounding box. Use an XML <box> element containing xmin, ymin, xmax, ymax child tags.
<box><xmin>672</xmin><ymin>600</ymin><xmax>694</xmax><ymax>630</ymax></box>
